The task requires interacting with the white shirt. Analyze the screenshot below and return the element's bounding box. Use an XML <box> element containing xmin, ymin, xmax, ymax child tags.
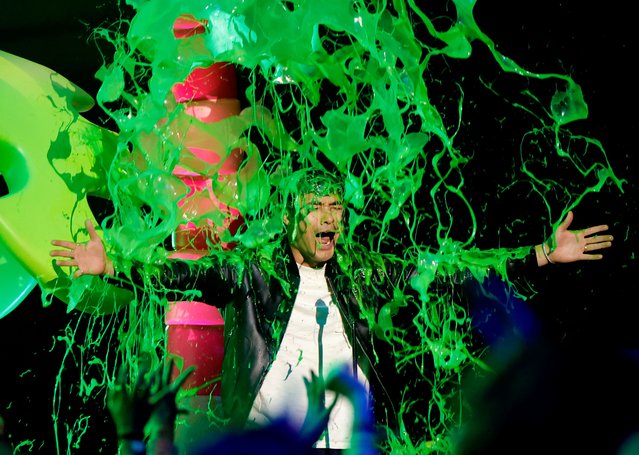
<box><xmin>248</xmin><ymin>264</ymin><xmax>369</xmax><ymax>449</ymax></box>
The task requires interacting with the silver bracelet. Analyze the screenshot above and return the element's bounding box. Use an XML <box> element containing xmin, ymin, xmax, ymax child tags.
<box><xmin>542</xmin><ymin>242</ymin><xmax>555</xmax><ymax>265</ymax></box>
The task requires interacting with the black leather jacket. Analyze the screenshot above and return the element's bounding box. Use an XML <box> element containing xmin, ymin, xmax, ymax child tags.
<box><xmin>151</xmin><ymin>244</ymin><xmax>407</xmax><ymax>431</ymax></box>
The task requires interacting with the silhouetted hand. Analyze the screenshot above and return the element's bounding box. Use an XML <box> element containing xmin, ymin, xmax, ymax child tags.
<box><xmin>325</xmin><ymin>365</ymin><xmax>378</xmax><ymax>455</ymax></box>
<box><xmin>300</xmin><ymin>370</ymin><xmax>335</xmax><ymax>446</ymax></box>
<box><xmin>148</xmin><ymin>359</ymin><xmax>195</xmax><ymax>441</ymax></box>
<box><xmin>107</xmin><ymin>355</ymin><xmax>194</xmax><ymax>442</ymax></box>
<box><xmin>107</xmin><ymin>355</ymin><xmax>154</xmax><ymax>440</ymax></box>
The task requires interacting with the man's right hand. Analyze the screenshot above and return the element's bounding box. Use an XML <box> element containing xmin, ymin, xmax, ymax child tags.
<box><xmin>50</xmin><ymin>218</ymin><xmax>114</xmax><ymax>277</ymax></box>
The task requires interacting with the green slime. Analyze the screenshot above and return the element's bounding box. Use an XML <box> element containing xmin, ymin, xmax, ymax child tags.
<box><xmin>39</xmin><ymin>0</ymin><xmax>625</xmax><ymax>453</ymax></box>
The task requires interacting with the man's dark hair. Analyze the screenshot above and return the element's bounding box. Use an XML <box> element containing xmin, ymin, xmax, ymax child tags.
<box><xmin>283</xmin><ymin>167</ymin><xmax>344</xmax><ymax>204</ymax></box>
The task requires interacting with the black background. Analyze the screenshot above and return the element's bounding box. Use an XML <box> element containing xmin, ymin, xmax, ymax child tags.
<box><xmin>1</xmin><ymin>1</ymin><xmax>638</xmax><ymax>453</ymax></box>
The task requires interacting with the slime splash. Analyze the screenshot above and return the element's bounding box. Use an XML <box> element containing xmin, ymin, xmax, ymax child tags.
<box><xmin>8</xmin><ymin>0</ymin><xmax>623</xmax><ymax>452</ymax></box>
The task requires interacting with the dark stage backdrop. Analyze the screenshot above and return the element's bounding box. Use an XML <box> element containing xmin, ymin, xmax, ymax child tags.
<box><xmin>1</xmin><ymin>1</ymin><xmax>637</xmax><ymax>453</ymax></box>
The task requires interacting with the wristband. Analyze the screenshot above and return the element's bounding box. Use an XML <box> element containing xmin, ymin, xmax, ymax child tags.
<box><xmin>542</xmin><ymin>242</ymin><xmax>555</xmax><ymax>265</ymax></box>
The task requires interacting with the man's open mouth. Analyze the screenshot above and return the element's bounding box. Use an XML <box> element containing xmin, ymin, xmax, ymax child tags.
<box><xmin>316</xmin><ymin>231</ymin><xmax>336</xmax><ymax>245</ymax></box>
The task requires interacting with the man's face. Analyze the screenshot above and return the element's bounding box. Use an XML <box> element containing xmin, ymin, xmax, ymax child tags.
<box><xmin>288</xmin><ymin>193</ymin><xmax>344</xmax><ymax>268</ymax></box>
